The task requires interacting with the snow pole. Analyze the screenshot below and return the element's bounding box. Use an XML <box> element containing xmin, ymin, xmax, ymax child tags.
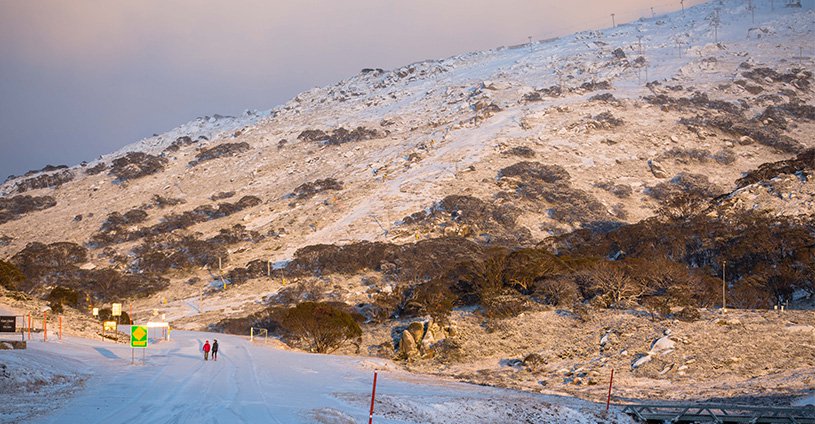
<box><xmin>58</xmin><ymin>315</ymin><xmax>62</xmax><ymax>341</ymax></box>
<box><xmin>368</xmin><ymin>371</ymin><xmax>378</xmax><ymax>424</ymax></box>
<box><xmin>606</xmin><ymin>368</ymin><xmax>615</xmax><ymax>412</ymax></box>
<box><xmin>27</xmin><ymin>313</ymin><xmax>31</xmax><ymax>341</ymax></box>
<box><xmin>43</xmin><ymin>311</ymin><xmax>47</xmax><ymax>342</ymax></box>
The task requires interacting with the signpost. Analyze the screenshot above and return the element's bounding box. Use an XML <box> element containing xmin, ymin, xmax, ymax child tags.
<box><xmin>0</xmin><ymin>316</ymin><xmax>15</xmax><ymax>333</ymax></box>
<box><xmin>130</xmin><ymin>325</ymin><xmax>148</xmax><ymax>365</ymax></box>
<box><xmin>103</xmin><ymin>321</ymin><xmax>117</xmax><ymax>332</ymax></box>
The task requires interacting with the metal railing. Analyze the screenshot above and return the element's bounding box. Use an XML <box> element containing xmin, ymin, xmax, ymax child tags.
<box><xmin>621</xmin><ymin>402</ymin><xmax>815</xmax><ymax>423</ymax></box>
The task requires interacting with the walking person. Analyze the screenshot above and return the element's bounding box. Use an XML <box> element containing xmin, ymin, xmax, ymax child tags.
<box><xmin>203</xmin><ymin>340</ymin><xmax>211</xmax><ymax>361</ymax></box>
<box><xmin>212</xmin><ymin>339</ymin><xmax>219</xmax><ymax>361</ymax></box>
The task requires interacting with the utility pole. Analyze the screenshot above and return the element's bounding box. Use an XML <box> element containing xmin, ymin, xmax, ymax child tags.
<box><xmin>611</xmin><ymin>13</ymin><xmax>616</xmax><ymax>28</ymax></box>
<box><xmin>712</xmin><ymin>8</ymin><xmax>721</xmax><ymax>43</ymax></box>
<box><xmin>651</xmin><ymin>7</ymin><xmax>656</xmax><ymax>18</ymax></box>
<box><xmin>722</xmin><ymin>260</ymin><xmax>727</xmax><ymax>313</ymax></box>
<box><xmin>637</xmin><ymin>35</ymin><xmax>644</xmax><ymax>55</ymax></box>
<box><xmin>749</xmin><ymin>0</ymin><xmax>755</xmax><ymax>24</ymax></box>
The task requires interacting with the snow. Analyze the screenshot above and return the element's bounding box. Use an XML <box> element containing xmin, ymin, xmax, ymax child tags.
<box><xmin>0</xmin><ymin>331</ymin><xmax>632</xmax><ymax>423</ymax></box>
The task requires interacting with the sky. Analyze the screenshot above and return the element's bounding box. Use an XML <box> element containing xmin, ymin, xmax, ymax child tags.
<box><xmin>0</xmin><ymin>0</ymin><xmax>703</xmax><ymax>179</ymax></box>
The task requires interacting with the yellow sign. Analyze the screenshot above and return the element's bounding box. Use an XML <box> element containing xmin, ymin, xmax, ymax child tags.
<box><xmin>131</xmin><ymin>325</ymin><xmax>148</xmax><ymax>348</ymax></box>
<box><xmin>103</xmin><ymin>321</ymin><xmax>117</xmax><ymax>332</ymax></box>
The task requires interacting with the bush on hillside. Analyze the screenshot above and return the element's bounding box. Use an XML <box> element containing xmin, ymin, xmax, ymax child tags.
<box><xmin>280</xmin><ymin>301</ymin><xmax>362</xmax><ymax>353</ymax></box>
<box><xmin>0</xmin><ymin>260</ymin><xmax>24</xmax><ymax>291</ymax></box>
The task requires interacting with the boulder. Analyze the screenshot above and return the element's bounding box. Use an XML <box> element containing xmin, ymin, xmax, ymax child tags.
<box><xmin>407</xmin><ymin>321</ymin><xmax>425</xmax><ymax>344</ymax></box>
<box><xmin>649</xmin><ymin>335</ymin><xmax>676</xmax><ymax>355</ymax></box>
<box><xmin>648</xmin><ymin>159</ymin><xmax>669</xmax><ymax>178</ymax></box>
<box><xmin>632</xmin><ymin>354</ymin><xmax>652</xmax><ymax>369</ymax></box>
<box><xmin>398</xmin><ymin>330</ymin><xmax>419</xmax><ymax>359</ymax></box>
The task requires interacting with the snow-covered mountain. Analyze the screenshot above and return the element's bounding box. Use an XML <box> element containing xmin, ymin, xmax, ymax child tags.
<box><xmin>1</xmin><ymin>0</ymin><xmax>815</xmax><ymax>414</ymax></box>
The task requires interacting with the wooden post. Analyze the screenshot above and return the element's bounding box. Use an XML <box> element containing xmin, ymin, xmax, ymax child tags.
<box><xmin>43</xmin><ymin>311</ymin><xmax>47</xmax><ymax>342</ymax></box>
<box><xmin>27</xmin><ymin>313</ymin><xmax>31</xmax><ymax>341</ymax></box>
<box><xmin>606</xmin><ymin>368</ymin><xmax>615</xmax><ymax>412</ymax></box>
<box><xmin>722</xmin><ymin>260</ymin><xmax>727</xmax><ymax>312</ymax></box>
<box><xmin>59</xmin><ymin>315</ymin><xmax>62</xmax><ymax>341</ymax></box>
<box><xmin>267</xmin><ymin>260</ymin><xmax>271</xmax><ymax>277</ymax></box>
<box><xmin>368</xmin><ymin>371</ymin><xmax>378</xmax><ymax>424</ymax></box>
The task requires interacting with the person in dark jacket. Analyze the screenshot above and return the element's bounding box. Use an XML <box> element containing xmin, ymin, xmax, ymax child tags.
<box><xmin>212</xmin><ymin>339</ymin><xmax>219</xmax><ymax>361</ymax></box>
<box><xmin>203</xmin><ymin>340</ymin><xmax>211</xmax><ymax>360</ymax></box>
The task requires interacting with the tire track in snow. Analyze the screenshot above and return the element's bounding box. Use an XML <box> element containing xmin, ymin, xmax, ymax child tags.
<box><xmin>239</xmin><ymin>343</ymin><xmax>282</xmax><ymax>424</ymax></box>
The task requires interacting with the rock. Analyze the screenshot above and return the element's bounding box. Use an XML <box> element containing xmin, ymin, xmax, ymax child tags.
<box><xmin>398</xmin><ymin>330</ymin><xmax>419</xmax><ymax>358</ymax></box>
<box><xmin>738</xmin><ymin>135</ymin><xmax>755</xmax><ymax>145</ymax></box>
<box><xmin>670</xmin><ymin>135</ymin><xmax>679</xmax><ymax>143</ymax></box>
<box><xmin>482</xmin><ymin>80</ymin><xmax>510</xmax><ymax>90</ymax></box>
<box><xmin>648</xmin><ymin>159</ymin><xmax>669</xmax><ymax>178</ymax></box>
<box><xmin>407</xmin><ymin>322</ymin><xmax>425</xmax><ymax>344</ymax></box>
<box><xmin>612</xmin><ymin>48</ymin><xmax>626</xmax><ymax>59</ymax></box>
<box><xmin>632</xmin><ymin>354</ymin><xmax>652</xmax><ymax>369</ymax></box>
<box><xmin>649</xmin><ymin>335</ymin><xmax>675</xmax><ymax>355</ymax></box>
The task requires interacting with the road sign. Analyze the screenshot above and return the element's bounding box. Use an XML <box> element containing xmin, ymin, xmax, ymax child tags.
<box><xmin>103</xmin><ymin>321</ymin><xmax>117</xmax><ymax>332</ymax></box>
<box><xmin>0</xmin><ymin>316</ymin><xmax>15</xmax><ymax>332</ymax></box>
<box><xmin>92</xmin><ymin>308</ymin><xmax>99</xmax><ymax>317</ymax></box>
<box><xmin>112</xmin><ymin>303</ymin><xmax>122</xmax><ymax>317</ymax></box>
<box><xmin>130</xmin><ymin>325</ymin><xmax>148</xmax><ymax>348</ymax></box>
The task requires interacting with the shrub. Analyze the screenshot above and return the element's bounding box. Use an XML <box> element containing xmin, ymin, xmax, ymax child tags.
<box><xmin>583</xmin><ymin>263</ymin><xmax>644</xmax><ymax>308</ymax></box>
<box><xmin>0</xmin><ymin>260</ymin><xmax>24</xmax><ymax>291</ymax></box>
<box><xmin>400</xmin><ymin>280</ymin><xmax>456</xmax><ymax>324</ymax></box>
<box><xmin>534</xmin><ymin>278</ymin><xmax>581</xmax><ymax>306</ymax></box>
<box><xmin>281</xmin><ymin>301</ymin><xmax>362</xmax><ymax>353</ymax></box>
<box><xmin>14</xmin><ymin>170</ymin><xmax>74</xmax><ymax>193</ymax></box>
<box><xmin>0</xmin><ymin>195</ymin><xmax>57</xmax><ymax>224</ymax></box>
<box><xmin>189</xmin><ymin>142</ymin><xmax>251</xmax><ymax>166</ymax></box>
<box><xmin>504</xmin><ymin>146</ymin><xmax>535</xmax><ymax>158</ymax></box>
<box><xmin>498</xmin><ymin>161</ymin><xmax>570</xmax><ymax>183</ymax></box>
<box><xmin>292</xmin><ymin>178</ymin><xmax>343</xmax><ymax>200</ymax></box>
<box><xmin>47</xmin><ymin>286</ymin><xmax>81</xmax><ymax>313</ymax></box>
<box><xmin>109</xmin><ymin>152</ymin><xmax>168</xmax><ymax>181</ymax></box>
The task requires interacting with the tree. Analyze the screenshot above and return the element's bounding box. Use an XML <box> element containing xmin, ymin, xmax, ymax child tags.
<box><xmin>0</xmin><ymin>260</ymin><xmax>24</xmax><ymax>291</ymax></box>
<box><xmin>47</xmin><ymin>286</ymin><xmax>80</xmax><ymax>313</ymax></box>
<box><xmin>281</xmin><ymin>302</ymin><xmax>362</xmax><ymax>353</ymax></box>
<box><xmin>585</xmin><ymin>263</ymin><xmax>644</xmax><ymax>308</ymax></box>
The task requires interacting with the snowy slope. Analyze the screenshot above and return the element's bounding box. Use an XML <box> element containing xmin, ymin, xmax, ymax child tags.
<box><xmin>1</xmin><ymin>331</ymin><xmax>632</xmax><ymax>424</ymax></box>
<box><xmin>0</xmin><ymin>0</ymin><xmax>812</xmax><ymax>335</ymax></box>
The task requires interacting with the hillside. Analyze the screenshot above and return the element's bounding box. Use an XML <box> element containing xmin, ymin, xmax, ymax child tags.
<box><xmin>1</xmin><ymin>0</ymin><xmax>815</xmax><ymax>409</ymax></box>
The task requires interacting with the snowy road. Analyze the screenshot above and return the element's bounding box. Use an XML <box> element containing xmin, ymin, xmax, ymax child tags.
<box><xmin>6</xmin><ymin>330</ymin><xmax>630</xmax><ymax>424</ymax></box>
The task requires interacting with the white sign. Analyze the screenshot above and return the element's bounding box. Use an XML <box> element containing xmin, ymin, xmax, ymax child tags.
<box><xmin>92</xmin><ymin>308</ymin><xmax>99</xmax><ymax>316</ymax></box>
<box><xmin>112</xmin><ymin>303</ymin><xmax>122</xmax><ymax>317</ymax></box>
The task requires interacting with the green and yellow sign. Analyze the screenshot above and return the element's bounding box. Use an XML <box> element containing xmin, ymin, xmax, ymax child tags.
<box><xmin>131</xmin><ymin>325</ymin><xmax>148</xmax><ymax>348</ymax></box>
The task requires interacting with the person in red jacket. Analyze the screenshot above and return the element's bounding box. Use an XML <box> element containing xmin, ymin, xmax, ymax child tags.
<box><xmin>203</xmin><ymin>340</ymin><xmax>211</xmax><ymax>361</ymax></box>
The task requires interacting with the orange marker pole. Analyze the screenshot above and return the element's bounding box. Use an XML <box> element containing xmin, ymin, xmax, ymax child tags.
<box><xmin>368</xmin><ymin>371</ymin><xmax>378</xmax><ymax>424</ymax></box>
<box><xmin>606</xmin><ymin>368</ymin><xmax>615</xmax><ymax>412</ymax></box>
